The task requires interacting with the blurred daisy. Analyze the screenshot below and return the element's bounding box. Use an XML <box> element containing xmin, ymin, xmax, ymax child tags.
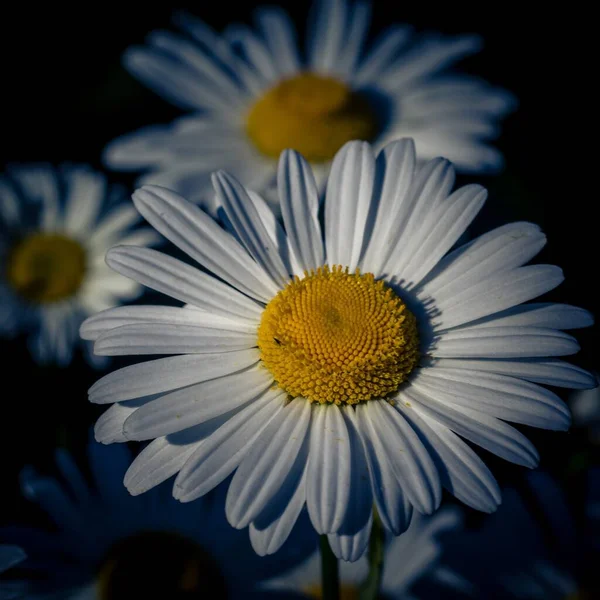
<box><xmin>0</xmin><ymin>546</ymin><xmax>25</xmax><ymax>600</ymax></box>
<box><xmin>569</xmin><ymin>374</ymin><xmax>600</xmax><ymax>443</ymax></box>
<box><xmin>82</xmin><ymin>139</ymin><xmax>593</xmax><ymax>561</ymax></box>
<box><xmin>441</xmin><ymin>471</ymin><xmax>599</xmax><ymax>599</ymax></box>
<box><xmin>2</xmin><ymin>441</ymin><xmax>313</xmax><ymax>599</ymax></box>
<box><xmin>104</xmin><ymin>0</ymin><xmax>515</xmax><ymax>212</ymax></box>
<box><xmin>0</xmin><ymin>164</ymin><xmax>157</xmax><ymax>366</ymax></box>
<box><xmin>263</xmin><ymin>508</ymin><xmax>471</xmax><ymax>598</ymax></box>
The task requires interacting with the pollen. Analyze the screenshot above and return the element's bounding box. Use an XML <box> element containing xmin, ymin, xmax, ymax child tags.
<box><xmin>6</xmin><ymin>233</ymin><xmax>87</xmax><ymax>304</ymax></box>
<box><xmin>258</xmin><ymin>266</ymin><xmax>419</xmax><ymax>405</ymax></box>
<box><xmin>246</xmin><ymin>73</ymin><xmax>378</xmax><ymax>163</ymax></box>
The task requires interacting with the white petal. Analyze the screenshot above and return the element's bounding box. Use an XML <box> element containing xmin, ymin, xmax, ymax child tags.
<box><xmin>364</xmin><ymin>400</ymin><xmax>441</xmax><ymax>514</ymax></box>
<box><xmin>63</xmin><ymin>166</ymin><xmax>105</xmax><ymax>235</ymax></box>
<box><xmin>132</xmin><ymin>185</ymin><xmax>277</xmax><ymax>302</ymax></box>
<box><xmin>278</xmin><ymin>150</ymin><xmax>324</xmax><ymax>272</ymax></box>
<box><xmin>325</xmin><ymin>141</ymin><xmax>376</xmax><ymax>270</ymax></box>
<box><xmin>413</xmin><ymin>367</ymin><xmax>571</xmax><ymax>430</ymax></box>
<box><xmin>359</xmin><ymin>139</ymin><xmax>417</xmax><ymax>273</ymax></box>
<box><xmin>89</xmin><ymin>349</ymin><xmax>260</xmax><ymax>403</ymax></box>
<box><xmin>106</xmin><ymin>246</ymin><xmax>264</xmax><ymax>320</ymax></box>
<box><xmin>308</xmin><ymin>0</ymin><xmax>346</xmax><ymax>72</ymax></box>
<box><xmin>213</xmin><ymin>171</ymin><xmax>290</xmax><ymax>288</ymax></box>
<box><xmin>173</xmin><ymin>388</ymin><xmax>287</xmax><ymax>502</ymax></box>
<box><xmin>395</xmin><ymin>399</ymin><xmax>501</xmax><ymax>512</ymax></box>
<box><xmin>419</xmin><ymin>222</ymin><xmax>546</xmax><ymax>300</ymax></box>
<box><xmin>123</xmin><ymin>366</ymin><xmax>272</xmax><ymax>440</ymax></box>
<box><xmin>80</xmin><ymin>305</ymin><xmax>256</xmax><ymax>341</ymax></box>
<box><xmin>226</xmin><ymin>398</ymin><xmax>311</xmax><ymax>529</ymax></box>
<box><xmin>434</xmin><ymin>265</ymin><xmax>564</xmax><ymax>331</ymax></box>
<box><xmin>327</xmin><ymin>514</ymin><xmax>372</xmax><ymax>562</ymax></box>
<box><xmin>407</xmin><ymin>388</ymin><xmax>539</xmax><ymax>468</ymax></box>
<box><xmin>306</xmin><ymin>404</ymin><xmax>352</xmax><ymax>534</ymax></box>
<box><xmin>90</xmin><ymin>204</ymin><xmax>140</xmax><ymax>248</ymax></box>
<box><xmin>254</xmin><ymin>6</ymin><xmax>301</xmax><ymax>76</ymax></box>
<box><xmin>427</xmin><ymin>358</ymin><xmax>596</xmax><ymax>389</ymax></box>
<box><xmin>332</xmin><ymin>0</ymin><xmax>371</xmax><ymax>76</ymax></box>
<box><xmin>355</xmin><ymin>404</ymin><xmax>412</xmax><ymax>534</ymax></box>
<box><xmin>433</xmin><ymin>326</ymin><xmax>580</xmax><ymax>358</ymax></box>
<box><xmin>94</xmin><ymin>400</ymin><xmax>149</xmax><ymax>443</ymax></box>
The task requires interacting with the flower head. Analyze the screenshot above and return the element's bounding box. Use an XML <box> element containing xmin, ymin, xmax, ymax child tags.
<box><xmin>82</xmin><ymin>140</ymin><xmax>593</xmax><ymax>561</ymax></box>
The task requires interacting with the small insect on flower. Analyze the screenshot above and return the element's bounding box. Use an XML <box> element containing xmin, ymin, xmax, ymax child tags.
<box><xmin>82</xmin><ymin>139</ymin><xmax>594</xmax><ymax>561</ymax></box>
<box><xmin>104</xmin><ymin>0</ymin><xmax>515</xmax><ymax>213</ymax></box>
<box><xmin>0</xmin><ymin>164</ymin><xmax>158</xmax><ymax>366</ymax></box>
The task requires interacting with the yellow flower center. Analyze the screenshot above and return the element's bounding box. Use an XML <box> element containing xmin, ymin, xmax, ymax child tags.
<box><xmin>258</xmin><ymin>266</ymin><xmax>419</xmax><ymax>405</ymax></box>
<box><xmin>96</xmin><ymin>531</ymin><xmax>226</xmax><ymax>600</ymax></box>
<box><xmin>5</xmin><ymin>233</ymin><xmax>86</xmax><ymax>304</ymax></box>
<box><xmin>246</xmin><ymin>73</ymin><xmax>378</xmax><ymax>163</ymax></box>
<box><xmin>305</xmin><ymin>583</ymin><xmax>360</xmax><ymax>599</ymax></box>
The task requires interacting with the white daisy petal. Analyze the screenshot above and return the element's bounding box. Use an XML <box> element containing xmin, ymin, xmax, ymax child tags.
<box><xmin>430</xmin><ymin>358</ymin><xmax>596</xmax><ymax>389</ymax></box>
<box><xmin>94</xmin><ymin>400</ymin><xmax>150</xmax><ymax>444</ymax></box>
<box><xmin>132</xmin><ymin>184</ymin><xmax>278</xmax><ymax>302</ymax></box>
<box><xmin>89</xmin><ymin>204</ymin><xmax>140</xmax><ymax>249</ymax></box>
<box><xmin>433</xmin><ymin>326</ymin><xmax>580</xmax><ymax>359</ymax></box>
<box><xmin>123</xmin><ymin>366</ymin><xmax>272</xmax><ymax>440</ymax></box>
<box><xmin>327</xmin><ymin>513</ymin><xmax>372</xmax><ymax>562</ymax></box>
<box><xmin>0</xmin><ymin>176</ymin><xmax>21</xmax><ymax>226</ymax></box>
<box><xmin>325</xmin><ymin>141</ymin><xmax>376</xmax><ymax>270</ymax></box>
<box><xmin>254</xmin><ymin>7</ymin><xmax>302</xmax><ymax>76</ymax></box>
<box><xmin>434</xmin><ymin>265</ymin><xmax>565</xmax><ymax>331</ymax></box>
<box><xmin>123</xmin><ymin>414</ymin><xmax>235</xmax><ymax>495</ymax></box>
<box><xmin>396</xmin><ymin>399</ymin><xmax>502</xmax><ymax>512</ymax></box>
<box><xmin>407</xmin><ymin>389</ymin><xmax>539</xmax><ymax>468</ymax></box>
<box><xmin>81</xmin><ymin>305</ymin><xmax>256</xmax><ymax>341</ymax></box>
<box><xmin>308</xmin><ymin>0</ymin><xmax>346</xmax><ymax>73</ymax></box>
<box><xmin>213</xmin><ymin>171</ymin><xmax>291</xmax><ymax>288</ymax></box>
<box><xmin>393</xmin><ymin>184</ymin><xmax>487</xmax><ymax>287</ymax></box>
<box><xmin>419</xmin><ymin>222</ymin><xmax>546</xmax><ymax>300</ymax></box>
<box><xmin>226</xmin><ymin>398</ymin><xmax>311</xmax><ymax>529</ymax></box>
<box><xmin>63</xmin><ymin>167</ymin><xmax>105</xmax><ymax>235</ymax></box>
<box><xmin>355</xmin><ymin>404</ymin><xmax>413</xmax><ymax>534</ymax></box>
<box><xmin>173</xmin><ymin>388</ymin><xmax>287</xmax><ymax>502</ymax></box>
<box><xmin>278</xmin><ymin>149</ymin><xmax>324</xmax><ymax>272</ymax></box>
<box><xmin>413</xmin><ymin>368</ymin><xmax>571</xmax><ymax>430</ymax></box>
<box><xmin>89</xmin><ymin>349</ymin><xmax>260</xmax><ymax>403</ymax></box>
<box><xmin>93</xmin><ymin>323</ymin><xmax>256</xmax><ymax>356</ymax></box>
<box><xmin>365</xmin><ymin>400</ymin><xmax>442</xmax><ymax>514</ymax></box>
<box><xmin>306</xmin><ymin>404</ymin><xmax>352</xmax><ymax>534</ymax></box>
<box><xmin>249</xmin><ymin>463</ymin><xmax>307</xmax><ymax>557</ymax></box>
<box><xmin>105</xmin><ymin>246</ymin><xmax>263</xmax><ymax>320</ymax></box>
<box><xmin>334</xmin><ymin>0</ymin><xmax>371</xmax><ymax>77</ymax></box>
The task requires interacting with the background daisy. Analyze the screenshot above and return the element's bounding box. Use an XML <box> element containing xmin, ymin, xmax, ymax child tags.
<box><xmin>103</xmin><ymin>0</ymin><xmax>515</xmax><ymax>212</ymax></box>
<box><xmin>0</xmin><ymin>164</ymin><xmax>158</xmax><ymax>366</ymax></box>
<box><xmin>81</xmin><ymin>139</ymin><xmax>593</xmax><ymax>562</ymax></box>
<box><xmin>1</xmin><ymin>440</ymin><xmax>314</xmax><ymax>599</ymax></box>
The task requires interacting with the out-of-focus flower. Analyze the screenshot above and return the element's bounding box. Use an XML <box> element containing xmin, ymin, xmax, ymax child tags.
<box><xmin>82</xmin><ymin>140</ymin><xmax>593</xmax><ymax>561</ymax></box>
<box><xmin>263</xmin><ymin>508</ymin><xmax>471</xmax><ymax>598</ymax></box>
<box><xmin>569</xmin><ymin>374</ymin><xmax>600</xmax><ymax>443</ymax></box>
<box><xmin>0</xmin><ymin>546</ymin><xmax>25</xmax><ymax>600</ymax></box>
<box><xmin>0</xmin><ymin>164</ymin><xmax>158</xmax><ymax>366</ymax></box>
<box><xmin>1</xmin><ymin>441</ymin><xmax>312</xmax><ymax>599</ymax></box>
<box><xmin>104</xmin><ymin>0</ymin><xmax>515</xmax><ymax>212</ymax></box>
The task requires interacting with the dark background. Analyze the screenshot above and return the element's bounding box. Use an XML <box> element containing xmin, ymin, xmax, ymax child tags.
<box><xmin>1</xmin><ymin>0</ymin><xmax>596</xmax><ymax>579</ymax></box>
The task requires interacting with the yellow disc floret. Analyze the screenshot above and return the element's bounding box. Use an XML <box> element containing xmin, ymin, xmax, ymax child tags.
<box><xmin>246</xmin><ymin>73</ymin><xmax>378</xmax><ymax>163</ymax></box>
<box><xmin>258</xmin><ymin>266</ymin><xmax>419</xmax><ymax>405</ymax></box>
<box><xmin>6</xmin><ymin>233</ymin><xmax>87</xmax><ymax>304</ymax></box>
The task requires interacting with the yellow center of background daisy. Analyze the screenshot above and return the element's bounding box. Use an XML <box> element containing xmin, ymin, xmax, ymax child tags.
<box><xmin>305</xmin><ymin>583</ymin><xmax>360</xmax><ymax>599</ymax></box>
<box><xmin>6</xmin><ymin>233</ymin><xmax>86</xmax><ymax>304</ymax></box>
<box><xmin>258</xmin><ymin>266</ymin><xmax>419</xmax><ymax>405</ymax></box>
<box><xmin>246</xmin><ymin>73</ymin><xmax>378</xmax><ymax>163</ymax></box>
<box><xmin>96</xmin><ymin>531</ymin><xmax>226</xmax><ymax>600</ymax></box>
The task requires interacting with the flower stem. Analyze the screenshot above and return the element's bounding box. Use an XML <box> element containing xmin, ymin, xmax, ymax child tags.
<box><xmin>359</xmin><ymin>510</ymin><xmax>385</xmax><ymax>600</ymax></box>
<box><xmin>320</xmin><ymin>535</ymin><xmax>340</xmax><ymax>600</ymax></box>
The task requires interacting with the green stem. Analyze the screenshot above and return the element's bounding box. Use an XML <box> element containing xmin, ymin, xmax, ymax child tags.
<box><xmin>359</xmin><ymin>510</ymin><xmax>385</xmax><ymax>600</ymax></box>
<box><xmin>320</xmin><ymin>535</ymin><xmax>340</xmax><ymax>600</ymax></box>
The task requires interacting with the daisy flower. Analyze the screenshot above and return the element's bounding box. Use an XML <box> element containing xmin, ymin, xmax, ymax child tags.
<box><xmin>82</xmin><ymin>139</ymin><xmax>594</xmax><ymax>561</ymax></box>
<box><xmin>2</xmin><ymin>441</ymin><xmax>313</xmax><ymax>599</ymax></box>
<box><xmin>0</xmin><ymin>164</ymin><xmax>158</xmax><ymax>366</ymax></box>
<box><xmin>0</xmin><ymin>546</ymin><xmax>25</xmax><ymax>600</ymax></box>
<box><xmin>104</xmin><ymin>0</ymin><xmax>515</xmax><ymax>212</ymax></box>
<box><xmin>263</xmin><ymin>508</ymin><xmax>470</xmax><ymax>598</ymax></box>
<box><xmin>569</xmin><ymin>375</ymin><xmax>600</xmax><ymax>443</ymax></box>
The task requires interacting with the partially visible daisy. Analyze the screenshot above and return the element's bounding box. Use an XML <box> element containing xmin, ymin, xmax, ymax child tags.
<box><xmin>82</xmin><ymin>139</ymin><xmax>593</xmax><ymax>561</ymax></box>
<box><xmin>263</xmin><ymin>508</ymin><xmax>471</xmax><ymax>599</ymax></box>
<box><xmin>1</xmin><ymin>440</ymin><xmax>313</xmax><ymax>599</ymax></box>
<box><xmin>569</xmin><ymin>374</ymin><xmax>600</xmax><ymax>443</ymax></box>
<box><xmin>0</xmin><ymin>164</ymin><xmax>158</xmax><ymax>366</ymax></box>
<box><xmin>104</xmin><ymin>0</ymin><xmax>515</xmax><ymax>212</ymax></box>
<box><xmin>0</xmin><ymin>546</ymin><xmax>25</xmax><ymax>600</ymax></box>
